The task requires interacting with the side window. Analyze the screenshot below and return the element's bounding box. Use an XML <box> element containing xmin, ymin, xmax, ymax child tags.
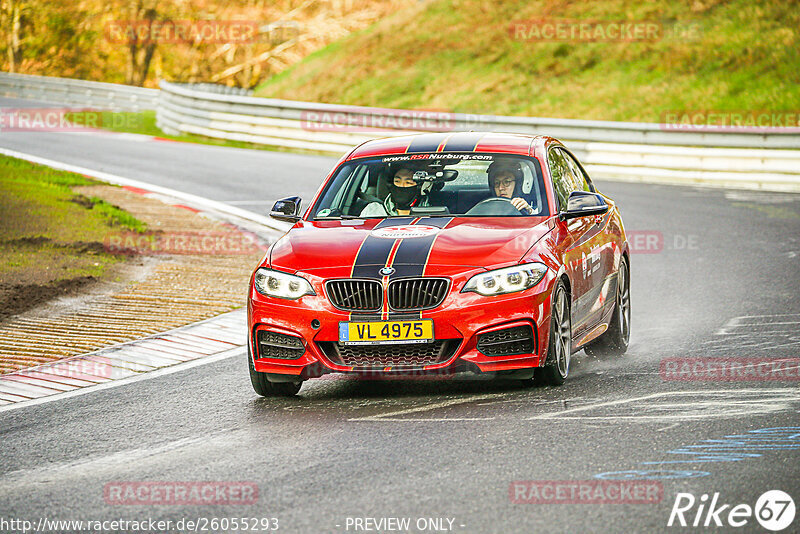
<box><xmin>548</xmin><ymin>148</ymin><xmax>572</xmax><ymax>211</ymax></box>
<box><xmin>561</xmin><ymin>149</ymin><xmax>592</xmax><ymax>192</ymax></box>
<box><xmin>338</xmin><ymin>165</ymin><xmax>368</xmax><ymax>215</ymax></box>
<box><xmin>359</xmin><ymin>167</ymin><xmax>371</xmax><ymax>192</ymax></box>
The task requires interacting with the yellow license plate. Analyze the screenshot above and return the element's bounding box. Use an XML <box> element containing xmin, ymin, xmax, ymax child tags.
<box><xmin>339</xmin><ymin>319</ymin><xmax>434</xmax><ymax>345</ymax></box>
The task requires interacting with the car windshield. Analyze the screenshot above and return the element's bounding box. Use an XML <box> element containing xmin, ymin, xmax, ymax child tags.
<box><xmin>310</xmin><ymin>153</ymin><xmax>549</xmax><ymax>219</ymax></box>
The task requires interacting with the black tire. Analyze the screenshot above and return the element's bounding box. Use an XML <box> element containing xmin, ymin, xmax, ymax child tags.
<box><xmin>584</xmin><ymin>256</ymin><xmax>630</xmax><ymax>356</ymax></box>
<box><xmin>248</xmin><ymin>346</ymin><xmax>302</xmax><ymax>397</ymax></box>
<box><xmin>536</xmin><ymin>280</ymin><xmax>571</xmax><ymax>386</ymax></box>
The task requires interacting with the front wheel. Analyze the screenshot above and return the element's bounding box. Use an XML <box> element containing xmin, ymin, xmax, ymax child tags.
<box><xmin>536</xmin><ymin>280</ymin><xmax>571</xmax><ymax>386</ymax></box>
<box><xmin>248</xmin><ymin>346</ymin><xmax>302</xmax><ymax>397</ymax></box>
<box><xmin>584</xmin><ymin>256</ymin><xmax>630</xmax><ymax>356</ymax></box>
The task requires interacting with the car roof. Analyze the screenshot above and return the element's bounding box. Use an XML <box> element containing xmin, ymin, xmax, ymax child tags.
<box><xmin>345</xmin><ymin>131</ymin><xmax>557</xmax><ymax>161</ymax></box>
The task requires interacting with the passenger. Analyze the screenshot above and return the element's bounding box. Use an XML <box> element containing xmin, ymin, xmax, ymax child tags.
<box><xmin>487</xmin><ymin>161</ymin><xmax>534</xmax><ymax>214</ymax></box>
<box><xmin>360</xmin><ymin>166</ymin><xmax>429</xmax><ymax>217</ymax></box>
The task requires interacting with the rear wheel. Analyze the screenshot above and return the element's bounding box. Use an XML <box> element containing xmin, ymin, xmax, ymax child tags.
<box><xmin>536</xmin><ymin>281</ymin><xmax>571</xmax><ymax>386</ymax></box>
<box><xmin>248</xmin><ymin>346</ymin><xmax>302</xmax><ymax>397</ymax></box>
<box><xmin>584</xmin><ymin>256</ymin><xmax>630</xmax><ymax>356</ymax></box>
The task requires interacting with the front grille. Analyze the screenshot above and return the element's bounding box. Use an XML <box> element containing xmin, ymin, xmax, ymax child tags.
<box><xmin>318</xmin><ymin>339</ymin><xmax>460</xmax><ymax>369</ymax></box>
<box><xmin>477</xmin><ymin>325</ymin><xmax>535</xmax><ymax>357</ymax></box>
<box><xmin>326</xmin><ymin>277</ymin><xmax>449</xmax><ymax>312</ymax></box>
<box><xmin>326</xmin><ymin>279</ymin><xmax>382</xmax><ymax>311</ymax></box>
<box><xmin>256</xmin><ymin>330</ymin><xmax>305</xmax><ymax>360</ymax></box>
<box><xmin>388</xmin><ymin>278</ymin><xmax>449</xmax><ymax>310</ymax></box>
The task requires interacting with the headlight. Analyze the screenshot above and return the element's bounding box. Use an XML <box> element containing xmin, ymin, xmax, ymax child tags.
<box><xmin>254</xmin><ymin>268</ymin><xmax>315</xmax><ymax>300</ymax></box>
<box><xmin>462</xmin><ymin>263</ymin><xmax>547</xmax><ymax>296</ymax></box>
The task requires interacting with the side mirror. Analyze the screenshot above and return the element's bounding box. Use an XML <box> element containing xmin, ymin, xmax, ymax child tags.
<box><xmin>270</xmin><ymin>196</ymin><xmax>302</xmax><ymax>223</ymax></box>
<box><xmin>559</xmin><ymin>191</ymin><xmax>609</xmax><ymax>221</ymax></box>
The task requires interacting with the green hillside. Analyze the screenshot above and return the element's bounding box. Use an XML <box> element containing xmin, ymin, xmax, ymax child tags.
<box><xmin>255</xmin><ymin>0</ymin><xmax>800</xmax><ymax>122</ymax></box>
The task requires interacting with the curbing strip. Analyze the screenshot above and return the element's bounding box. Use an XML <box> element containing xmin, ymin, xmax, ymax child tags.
<box><xmin>0</xmin><ymin>309</ymin><xmax>247</xmax><ymax>412</ymax></box>
<box><xmin>0</xmin><ymin>146</ymin><xmax>281</xmax><ymax>411</ymax></box>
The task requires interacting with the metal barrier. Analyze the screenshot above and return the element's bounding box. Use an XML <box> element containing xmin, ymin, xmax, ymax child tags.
<box><xmin>156</xmin><ymin>80</ymin><xmax>800</xmax><ymax>191</ymax></box>
<box><xmin>1</xmin><ymin>72</ymin><xmax>798</xmax><ymax>191</ymax></box>
<box><xmin>0</xmin><ymin>72</ymin><xmax>158</xmax><ymax>112</ymax></box>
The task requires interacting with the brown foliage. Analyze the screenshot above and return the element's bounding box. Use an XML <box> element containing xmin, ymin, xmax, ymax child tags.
<box><xmin>0</xmin><ymin>0</ymin><xmax>412</xmax><ymax>87</ymax></box>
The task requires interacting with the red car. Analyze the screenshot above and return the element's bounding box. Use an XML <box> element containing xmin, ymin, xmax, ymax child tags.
<box><xmin>248</xmin><ymin>132</ymin><xmax>630</xmax><ymax>396</ymax></box>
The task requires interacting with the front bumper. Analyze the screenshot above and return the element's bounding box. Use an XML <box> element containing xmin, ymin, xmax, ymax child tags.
<box><xmin>248</xmin><ymin>270</ymin><xmax>556</xmax><ymax>378</ymax></box>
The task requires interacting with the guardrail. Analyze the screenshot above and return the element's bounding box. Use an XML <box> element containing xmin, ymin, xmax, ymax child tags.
<box><xmin>157</xmin><ymin>80</ymin><xmax>800</xmax><ymax>192</ymax></box>
<box><xmin>0</xmin><ymin>72</ymin><xmax>158</xmax><ymax>112</ymax></box>
<box><xmin>157</xmin><ymin>81</ymin><xmax>800</xmax><ymax>149</ymax></box>
<box><xmin>1</xmin><ymin>72</ymin><xmax>798</xmax><ymax>192</ymax></box>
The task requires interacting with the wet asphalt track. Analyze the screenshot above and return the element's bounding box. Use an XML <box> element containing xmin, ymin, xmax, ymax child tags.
<box><xmin>0</xmin><ymin>96</ymin><xmax>799</xmax><ymax>533</ymax></box>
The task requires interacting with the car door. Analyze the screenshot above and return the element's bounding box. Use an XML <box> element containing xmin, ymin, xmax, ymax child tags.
<box><xmin>548</xmin><ymin>147</ymin><xmax>595</xmax><ymax>340</ymax></box>
<box><xmin>560</xmin><ymin>148</ymin><xmax>615</xmax><ymax>337</ymax></box>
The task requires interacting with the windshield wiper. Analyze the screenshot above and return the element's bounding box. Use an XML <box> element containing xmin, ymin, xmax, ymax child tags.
<box><xmin>314</xmin><ymin>215</ymin><xmax>361</xmax><ymax>220</ymax></box>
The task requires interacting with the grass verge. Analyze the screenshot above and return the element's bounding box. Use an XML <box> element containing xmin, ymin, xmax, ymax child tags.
<box><xmin>99</xmin><ymin>110</ymin><xmax>333</xmax><ymax>156</ymax></box>
<box><xmin>254</xmin><ymin>0</ymin><xmax>800</xmax><ymax>122</ymax></box>
<box><xmin>0</xmin><ymin>155</ymin><xmax>146</xmax><ymax>319</ymax></box>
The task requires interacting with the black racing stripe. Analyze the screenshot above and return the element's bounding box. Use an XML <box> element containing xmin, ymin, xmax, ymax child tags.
<box><xmin>441</xmin><ymin>132</ymin><xmax>485</xmax><ymax>152</ymax></box>
<box><xmin>390</xmin><ymin>238</ymin><xmax>437</xmax><ymax>278</ymax></box>
<box><xmin>389</xmin><ymin>217</ymin><xmax>453</xmax><ymax>279</ymax></box>
<box><xmin>351</xmin><ymin>217</ymin><xmax>415</xmax><ymax>279</ymax></box>
<box><xmin>405</xmin><ymin>133</ymin><xmax>450</xmax><ymax>154</ymax></box>
<box><xmin>352</xmin><ymin>238</ymin><xmax>394</xmax><ymax>279</ymax></box>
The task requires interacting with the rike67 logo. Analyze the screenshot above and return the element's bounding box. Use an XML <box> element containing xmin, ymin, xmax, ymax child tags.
<box><xmin>668</xmin><ymin>490</ymin><xmax>795</xmax><ymax>531</ymax></box>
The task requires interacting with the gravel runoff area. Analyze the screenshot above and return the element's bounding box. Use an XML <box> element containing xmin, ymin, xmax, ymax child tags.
<box><xmin>0</xmin><ymin>184</ymin><xmax>267</xmax><ymax>374</ymax></box>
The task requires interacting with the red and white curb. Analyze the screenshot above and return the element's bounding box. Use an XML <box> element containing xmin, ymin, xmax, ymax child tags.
<box><xmin>0</xmin><ymin>145</ymin><xmax>285</xmax><ymax>413</ymax></box>
<box><xmin>0</xmin><ymin>309</ymin><xmax>247</xmax><ymax>411</ymax></box>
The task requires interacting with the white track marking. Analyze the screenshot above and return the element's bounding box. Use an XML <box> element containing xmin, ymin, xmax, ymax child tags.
<box><xmin>716</xmin><ymin>314</ymin><xmax>800</xmax><ymax>335</ymax></box>
<box><xmin>222</xmin><ymin>200</ymin><xmax>276</xmax><ymax>205</ymax></box>
<box><xmin>349</xmin><ymin>394</ymin><xmax>499</xmax><ymax>421</ymax></box>
<box><xmin>526</xmin><ymin>389</ymin><xmax>800</xmax><ymax>421</ymax></box>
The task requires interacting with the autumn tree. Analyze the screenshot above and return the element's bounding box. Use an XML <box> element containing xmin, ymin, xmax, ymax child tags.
<box><xmin>0</xmin><ymin>0</ymin><xmax>414</xmax><ymax>88</ymax></box>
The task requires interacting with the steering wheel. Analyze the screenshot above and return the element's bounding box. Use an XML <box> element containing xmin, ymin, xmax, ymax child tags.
<box><xmin>465</xmin><ymin>197</ymin><xmax>525</xmax><ymax>216</ymax></box>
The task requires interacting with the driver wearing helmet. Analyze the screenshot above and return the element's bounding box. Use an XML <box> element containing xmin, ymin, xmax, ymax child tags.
<box><xmin>487</xmin><ymin>160</ymin><xmax>534</xmax><ymax>214</ymax></box>
<box><xmin>360</xmin><ymin>166</ymin><xmax>430</xmax><ymax>217</ymax></box>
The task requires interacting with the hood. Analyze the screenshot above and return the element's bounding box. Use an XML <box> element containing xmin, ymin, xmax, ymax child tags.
<box><xmin>269</xmin><ymin>217</ymin><xmax>553</xmax><ymax>275</ymax></box>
